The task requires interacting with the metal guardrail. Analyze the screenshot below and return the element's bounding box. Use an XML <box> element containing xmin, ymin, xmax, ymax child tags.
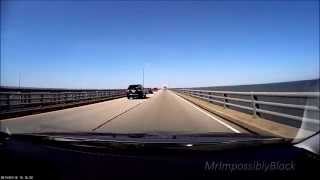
<box><xmin>173</xmin><ymin>89</ymin><xmax>320</xmax><ymax>124</ymax></box>
<box><xmin>0</xmin><ymin>89</ymin><xmax>127</xmax><ymax>115</ymax></box>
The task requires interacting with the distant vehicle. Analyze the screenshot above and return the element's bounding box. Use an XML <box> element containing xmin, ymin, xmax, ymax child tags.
<box><xmin>163</xmin><ymin>86</ymin><xmax>167</xmax><ymax>90</ymax></box>
<box><xmin>142</xmin><ymin>88</ymin><xmax>153</xmax><ymax>94</ymax></box>
<box><xmin>152</xmin><ymin>88</ymin><xmax>159</xmax><ymax>92</ymax></box>
<box><xmin>127</xmin><ymin>84</ymin><xmax>146</xmax><ymax>99</ymax></box>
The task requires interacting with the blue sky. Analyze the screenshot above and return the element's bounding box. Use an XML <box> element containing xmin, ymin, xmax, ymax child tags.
<box><xmin>1</xmin><ymin>0</ymin><xmax>319</xmax><ymax>88</ymax></box>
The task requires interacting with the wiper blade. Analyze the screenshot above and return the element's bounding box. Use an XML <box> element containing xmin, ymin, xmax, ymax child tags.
<box><xmin>22</xmin><ymin>132</ymin><xmax>151</xmax><ymax>137</ymax></box>
<box><xmin>7</xmin><ymin>132</ymin><xmax>157</xmax><ymax>143</ymax></box>
<box><xmin>7</xmin><ymin>132</ymin><xmax>289</xmax><ymax>146</ymax></box>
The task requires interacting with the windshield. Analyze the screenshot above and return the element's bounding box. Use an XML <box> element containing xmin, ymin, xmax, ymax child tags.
<box><xmin>0</xmin><ymin>1</ymin><xmax>319</xmax><ymax>145</ymax></box>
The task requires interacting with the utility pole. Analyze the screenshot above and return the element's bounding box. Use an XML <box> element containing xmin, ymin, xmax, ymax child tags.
<box><xmin>18</xmin><ymin>72</ymin><xmax>21</xmax><ymax>88</ymax></box>
<box><xmin>142</xmin><ymin>68</ymin><xmax>144</xmax><ymax>88</ymax></box>
<box><xmin>0</xmin><ymin>57</ymin><xmax>2</xmax><ymax>87</ymax></box>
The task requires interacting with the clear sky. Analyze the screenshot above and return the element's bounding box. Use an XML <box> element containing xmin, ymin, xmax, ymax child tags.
<box><xmin>1</xmin><ymin>0</ymin><xmax>319</xmax><ymax>89</ymax></box>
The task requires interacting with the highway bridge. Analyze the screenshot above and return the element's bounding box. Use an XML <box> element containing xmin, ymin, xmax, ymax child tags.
<box><xmin>0</xmin><ymin>90</ymin><xmax>247</xmax><ymax>134</ymax></box>
<box><xmin>0</xmin><ymin>84</ymin><xmax>319</xmax><ymax>138</ymax></box>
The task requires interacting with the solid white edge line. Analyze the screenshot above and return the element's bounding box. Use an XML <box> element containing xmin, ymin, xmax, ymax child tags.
<box><xmin>171</xmin><ymin>91</ymin><xmax>241</xmax><ymax>133</ymax></box>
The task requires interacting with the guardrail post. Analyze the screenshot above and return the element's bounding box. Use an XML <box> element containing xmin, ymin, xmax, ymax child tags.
<box><xmin>223</xmin><ymin>93</ymin><xmax>227</xmax><ymax>108</ymax></box>
<box><xmin>57</xmin><ymin>93</ymin><xmax>60</xmax><ymax>103</ymax></box>
<box><xmin>28</xmin><ymin>94</ymin><xmax>31</xmax><ymax>104</ymax></box>
<box><xmin>52</xmin><ymin>93</ymin><xmax>55</xmax><ymax>104</ymax></box>
<box><xmin>7</xmin><ymin>94</ymin><xmax>11</xmax><ymax>109</ymax></box>
<box><xmin>55</xmin><ymin>93</ymin><xmax>58</xmax><ymax>103</ymax></box>
<box><xmin>40</xmin><ymin>94</ymin><xmax>44</xmax><ymax>106</ymax></box>
<box><xmin>251</xmin><ymin>92</ymin><xmax>257</xmax><ymax>117</ymax></box>
<box><xmin>18</xmin><ymin>93</ymin><xmax>22</xmax><ymax>104</ymax></box>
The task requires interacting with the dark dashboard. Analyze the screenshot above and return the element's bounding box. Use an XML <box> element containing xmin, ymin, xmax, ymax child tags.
<box><xmin>0</xmin><ymin>133</ymin><xmax>319</xmax><ymax>179</ymax></box>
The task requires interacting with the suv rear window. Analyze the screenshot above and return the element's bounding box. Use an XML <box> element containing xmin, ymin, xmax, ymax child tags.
<box><xmin>128</xmin><ymin>85</ymin><xmax>142</xmax><ymax>89</ymax></box>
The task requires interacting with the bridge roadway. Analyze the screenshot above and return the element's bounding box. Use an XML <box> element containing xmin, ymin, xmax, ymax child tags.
<box><xmin>1</xmin><ymin>90</ymin><xmax>248</xmax><ymax>134</ymax></box>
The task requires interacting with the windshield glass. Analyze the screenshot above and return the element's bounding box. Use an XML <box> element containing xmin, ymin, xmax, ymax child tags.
<box><xmin>0</xmin><ymin>0</ymin><xmax>319</xmax><ymax>145</ymax></box>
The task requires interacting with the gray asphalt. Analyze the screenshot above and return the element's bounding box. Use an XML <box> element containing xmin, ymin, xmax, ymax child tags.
<box><xmin>1</xmin><ymin>90</ymin><xmax>248</xmax><ymax>134</ymax></box>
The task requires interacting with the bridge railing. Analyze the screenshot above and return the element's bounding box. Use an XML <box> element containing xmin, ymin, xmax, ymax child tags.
<box><xmin>0</xmin><ymin>89</ymin><xmax>127</xmax><ymax>117</ymax></box>
<box><xmin>173</xmin><ymin>89</ymin><xmax>320</xmax><ymax>125</ymax></box>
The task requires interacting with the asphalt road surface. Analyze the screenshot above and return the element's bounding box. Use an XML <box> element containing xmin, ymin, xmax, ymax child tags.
<box><xmin>1</xmin><ymin>90</ymin><xmax>248</xmax><ymax>134</ymax></box>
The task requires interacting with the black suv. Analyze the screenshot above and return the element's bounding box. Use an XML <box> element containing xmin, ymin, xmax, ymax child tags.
<box><xmin>127</xmin><ymin>84</ymin><xmax>146</xmax><ymax>99</ymax></box>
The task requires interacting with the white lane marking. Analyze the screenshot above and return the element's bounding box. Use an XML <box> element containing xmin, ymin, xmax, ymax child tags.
<box><xmin>92</xmin><ymin>92</ymin><xmax>158</xmax><ymax>131</ymax></box>
<box><xmin>171</xmin><ymin>92</ymin><xmax>241</xmax><ymax>133</ymax></box>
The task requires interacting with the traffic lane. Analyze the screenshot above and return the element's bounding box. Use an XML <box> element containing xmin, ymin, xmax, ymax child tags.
<box><xmin>1</xmin><ymin>94</ymin><xmax>155</xmax><ymax>133</ymax></box>
<box><xmin>96</xmin><ymin>90</ymin><xmax>248</xmax><ymax>134</ymax></box>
